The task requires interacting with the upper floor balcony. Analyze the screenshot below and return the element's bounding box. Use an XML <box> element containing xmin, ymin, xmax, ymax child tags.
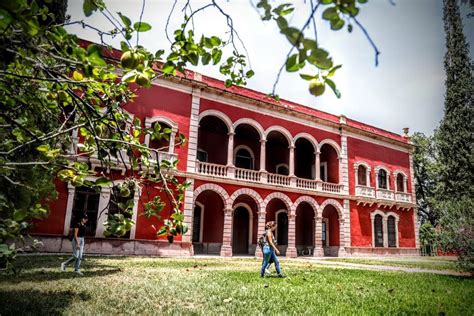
<box><xmin>194</xmin><ymin>112</ymin><xmax>346</xmax><ymax>195</ymax></box>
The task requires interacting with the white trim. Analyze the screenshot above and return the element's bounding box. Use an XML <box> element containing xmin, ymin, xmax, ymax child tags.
<box><xmin>393</xmin><ymin>170</ymin><xmax>408</xmax><ymax>193</ymax></box>
<box><xmin>233</xmin><ymin>202</ymin><xmax>254</xmax><ymax>247</ymax></box>
<box><xmin>144</xmin><ymin>116</ymin><xmax>179</xmax><ymax>155</ymax></box>
<box><xmin>319</xmin><ymin>139</ymin><xmax>342</xmax><ymax>158</ymax></box>
<box><xmin>233</xmin><ymin>118</ymin><xmax>265</xmax><ymax>140</ymax></box>
<box><xmin>375</xmin><ymin>166</ymin><xmax>391</xmax><ymax>190</ymax></box>
<box><xmin>293</xmin><ymin>196</ymin><xmax>319</xmax><ymax>216</ymax></box>
<box><xmin>194</xmin><ymin>183</ymin><xmax>230</xmax><ymax>208</ymax></box>
<box><xmin>370</xmin><ymin>210</ymin><xmax>400</xmax><ymax>248</ymax></box>
<box><xmin>194</xmin><ymin>201</ymin><xmax>205</xmax><ymax>243</ymax></box>
<box><xmin>293</xmin><ymin>132</ymin><xmax>318</xmax><ymax>151</ymax></box>
<box><xmin>264</xmin><ymin>125</ymin><xmax>293</xmax><ymax>146</ymax></box>
<box><xmin>149</xmin><ymin>80</ymin><xmax>411</xmax><ymax>153</ymax></box>
<box><xmin>228</xmin><ymin>188</ymin><xmax>265</xmax><ymax>212</ymax></box>
<box><xmin>263</xmin><ymin>192</ymin><xmax>293</xmax><ymax>213</ymax></box>
<box><xmin>354</xmin><ymin>162</ymin><xmax>371</xmax><ymax>187</ymax></box>
<box><xmin>198</xmin><ymin>109</ymin><xmax>234</xmax><ymax>133</ymax></box>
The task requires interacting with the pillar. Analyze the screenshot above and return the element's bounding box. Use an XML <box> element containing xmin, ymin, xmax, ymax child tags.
<box><xmin>186</xmin><ymin>90</ymin><xmax>201</xmax><ymax>173</ymax></box>
<box><xmin>220</xmin><ymin>207</ymin><xmax>233</xmax><ymax>257</ymax></box>
<box><xmin>313</xmin><ymin>216</ymin><xmax>324</xmax><ymax>257</ymax></box>
<box><xmin>63</xmin><ymin>184</ymin><xmax>76</xmax><ymax>235</ymax></box>
<box><xmin>226</xmin><ymin>132</ymin><xmax>235</xmax><ymax>166</ymax></box>
<box><xmin>315</xmin><ymin>150</ymin><xmax>321</xmax><ymax>181</ymax></box>
<box><xmin>338</xmin><ymin>218</ymin><xmax>346</xmax><ymax>256</ymax></box>
<box><xmin>289</xmin><ymin>145</ymin><xmax>295</xmax><ymax>176</ymax></box>
<box><xmin>254</xmin><ymin>211</ymin><xmax>267</xmax><ymax>258</ymax></box>
<box><xmin>286</xmin><ymin>213</ymin><xmax>297</xmax><ymax>258</ymax></box>
<box><xmin>95</xmin><ymin>186</ymin><xmax>111</xmax><ymax>238</ymax></box>
<box><xmin>382</xmin><ymin>217</ymin><xmax>388</xmax><ymax>248</ymax></box>
<box><xmin>182</xmin><ymin>178</ymin><xmax>195</xmax><ymax>255</ymax></box>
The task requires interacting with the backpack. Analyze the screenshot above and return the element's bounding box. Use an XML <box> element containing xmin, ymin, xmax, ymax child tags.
<box><xmin>257</xmin><ymin>232</ymin><xmax>267</xmax><ymax>249</ymax></box>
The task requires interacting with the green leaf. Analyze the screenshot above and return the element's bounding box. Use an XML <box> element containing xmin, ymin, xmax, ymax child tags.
<box><xmin>322</xmin><ymin>7</ymin><xmax>338</xmax><ymax>20</ymax></box>
<box><xmin>96</xmin><ymin>177</ymin><xmax>112</xmax><ymax>186</ymax></box>
<box><xmin>281</xmin><ymin>27</ymin><xmax>303</xmax><ymax>46</ymax></box>
<box><xmin>300</xmin><ymin>74</ymin><xmax>316</xmax><ymax>81</ymax></box>
<box><xmin>122</xmin><ymin>70</ymin><xmax>137</xmax><ymax>83</ymax></box>
<box><xmin>83</xmin><ymin>0</ymin><xmax>103</xmax><ymax>17</ymax></box>
<box><xmin>202</xmin><ymin>53</ymin><xmax>211</xmax><ymax>65</ymax></box>
<box><xmin>36</xmin><ymin>144</ymin><xmax>50</xmax><ymax>152</ymax></box>
<box><xmin>327</xmin><ymin>64</ymin><xmax>342</xmax><ymax>77</ymax></box>
<box><xmin>133</xmin><ymin>22</ymin><xmax>152</xmax><ymax>32</ymax></box>
<box><xmin>325</xmin><ymin>78</ymin><xmax>341</xmax><ymax>98</ymax></box>
<box><xmin>211</xmin><ymin>49</ymin><xmax>222</xmax><ymax>65</ymax></box>
<box><xmin>330</xmin><ymin>18</ymin><xmax>345</xmax><ymax>30</ymax></box>
<box><xmin>246</xmin><ymin>70</ymin><xmax>255</xmax><ymax>78</ymax></box>
<box><xmin>73</xmin><ymin>71</ymin><xmax>83</xmax><ymax>81</ymax></box>
<box><xmin>302</xmin><ymin>39</ymin><xmax>318</xmax><ymax>50</ymax></box>
<box><xmin>13</xmin><ymin>209</ymin><xmax>27</xmax><ymax>222</ymax></box>
<box><xmin>307</xmin><ymin>48</ymin><xmax>333</xmax><ymax>70</ymax></box>
<box><xmin>224</xmin><ymin>79</ymin><xmax>232</xmax><ymax>88</ymax></box>
<box><xmin>358</xmin><ymin>0</ymin><xmax>368</xmax><ymax>3</ymax></box>
<box><xmin>320</xmin><ymin>0</ymin><xmax>333</xmax><ymax>4</ymax></box>
<box><xmin>117</xmin><ymin>12</ymin><xmax>131</xmax><ymax>27</ymax></box>
<box><xmin>0</xmin><ymin>9</ymin><xmax>13</xmax><ymax>31</ymax></box>
<box><xmin>188</xmin><ymin>53</ymin><xmax>199</xmax><ymax>66</ymax></box>
<box><xmin>209</xmin><ymin>36</ymin><xmax>221</xmax><ymax>46</ymax></box>
<box><xmin>285</xmin><ymin>53</ymin><xmax>301</xmax><ymax>72</ymax></box>
<box><xmin>276</xmin><ymin>17</ymin><xmax>288</xmax><ymax>30</ymax></box>
<box><xmin>162</xmin><ymin>62</ymin><xmax>175</xmax><ymax>75</ymax></box>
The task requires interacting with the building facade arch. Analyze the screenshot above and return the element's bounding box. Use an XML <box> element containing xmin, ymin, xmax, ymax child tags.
<box><xmin>264</xmin><ymin>125</ymin><xmax>294</xmax><ymax>147</ymax></box>
<box><xmin>318</xmin><ymin>139</ymin><xmax>342</xmax><ymax>158</ymax></box>
<box><xmin>233</xmin><ymin>118</ymin><xmax>265</xmax><ymax>140</ymax></box>
<box><xmin>263</xmin><ymin>192</ymin><xmax>293</xmax><ymax>213</ymax></box>
<box><xmin>293</xmin><ymin>132</ymin><xmax>318</xmax><ymax>151</ymax></box>
<box><xmin>198</xmin><ymin>109</ymin><xmax>234</xmax><ymax>133</ymax></box>
<box><xmin>293</xmin><ymin>196</ymin><xmax>319</xmax><ymax>217</ymax></box>
<box><xmin>228</xmin><ymin>188</ymin><xmax>265</xmax><ymax>211</ymax></box>
<box><xmin>193</xmin><ymin>183</ymin><xmax>230</xmax><ymax>209</ymax></box>
<box><xmin>318</xmin><ymin>198</ymin><xmax>343</xmax><ymax>219</ymax></box>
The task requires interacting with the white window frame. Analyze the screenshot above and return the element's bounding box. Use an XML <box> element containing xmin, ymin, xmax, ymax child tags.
<box><xmin>233</xmin><ymin>144</ymin><xmax>255</xmax><ymax>170</ymax></box>
<box><xmin>193</xmin><ymin>201</ymin><xmax>205</xmax><ymax>243</ymax></box>
<box><xmin>370</xmin><ymin>210</ymin><xmax>399</xmax><ymax>248</ymax></box>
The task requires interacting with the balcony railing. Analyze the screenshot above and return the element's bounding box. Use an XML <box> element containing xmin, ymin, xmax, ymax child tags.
<box><xmin>196</xmin><ymin>161</ymin><xmax>345</xmax><ymax>195</ymax></box>
<box><xmin>267</xmin><ymin>173</ymin><xmax>291</xmax><ymax>186</ymax></box>
<box><xmin>395</xmin><ymin>192</ymin><xmax>412</xmax><ymax>203</ymax></box>
<box><xmin>197</xmin><ymin>161</ymin><xmax>228</xmax><ymax>177</ymax></box>
<box><xmin>235</xmin><ymin>167</ymin><xmax>260</xmax><ymax>182</ymax></box>
<box><xmin>150</xmin><ymin>151</ymin><xmax>178</xmax><ymax>165</ymax></box>
<box><xmin>355</xmin><ymin>185</ymin><xmax>376</xmax><ymax>198</ymax></box>
<box><xmin>376</xmin><ymin>188</ymin><xmax>395</xmax><ymax>200</ymax></box>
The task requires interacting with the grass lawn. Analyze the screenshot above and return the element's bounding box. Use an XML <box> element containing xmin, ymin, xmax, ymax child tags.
<box><xmin>1</xmin><ymin>256</ymin><xmax>473</xmax><ymax>315</ymax></box>
<box><xmin>324</xmin><ymin>257</ymin><xmax>460</xmax><ymax>271</ymax></box>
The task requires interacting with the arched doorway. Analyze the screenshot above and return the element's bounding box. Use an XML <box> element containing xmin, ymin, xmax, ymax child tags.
<box><xmin>295</xmin><ymin>202</ymin><xmax>315</xmax><ymax>256</ymax></box>
<box><xmin>322</xmin><ymin>204</ymin><xmax>340</xmax><ymax>256</ymax></box>
<box><xmin>232</xmin><ymin>206</ymin><xmax>250</xmax><ymax>255</ymax></box>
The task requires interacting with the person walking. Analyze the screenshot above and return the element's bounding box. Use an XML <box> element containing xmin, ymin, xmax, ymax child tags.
<box><xmin>260</xmin><ymin>221</ymin><xmax>285</xmax><ymax>278</ymax></box>
<box><xmin>61</xmin><ymin>213</ymin><xmax>88</xmax><ymax>275</ymax></box>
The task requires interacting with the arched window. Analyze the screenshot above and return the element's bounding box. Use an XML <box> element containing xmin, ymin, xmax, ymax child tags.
<box><xmin>276</xmin><ymin>164</ymin><xmax>289</xmax><ymax>176</ymax></box>
<box><xmin>396</xmin><ymin>173</ymin><xmax>405</xmax><ymax>192</ymax></box>
<box><xmin>357</xmin><ymin>165</ymin><xmax>367</xmax><ymax>186</ymax></box>
<box><xmin>374</xmin><ymin>214</ymin><xmax>384</xmax><ymax>247</ymax></box>
<box><xmin>377</xmin><ymin>169</ymin><xmax>388</xmax><ymax>189</ymax></box>
<box><xmin>387</xmin><ymin>216</ymin><xmax>396</xmax><ymax>247</ymax></box>
<box><xmin>149</xmin><ymin>122</ymin><xmax>171</xmax><ymax>152</ymax></box>
<box><xmin>235</xmin><ymin>147</ymin><xmax>254</xmax><ymax>170</ymax></box>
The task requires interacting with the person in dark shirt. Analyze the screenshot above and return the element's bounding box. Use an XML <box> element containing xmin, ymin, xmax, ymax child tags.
<box><xmin>61</xmin><ymin>213</ymin><xmax>88</xmax><ymax>275</ymax></box>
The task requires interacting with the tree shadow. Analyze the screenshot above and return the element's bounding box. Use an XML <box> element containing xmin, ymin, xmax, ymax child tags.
<box><xmin>0</xmin><ymin>289</ymin><xmax>91</xmax><ymax>315</ymax></box>
<box><xmin>1</xmin><ymin>268</ymin><xmax>122</xmax><ymax>284</ymax></box>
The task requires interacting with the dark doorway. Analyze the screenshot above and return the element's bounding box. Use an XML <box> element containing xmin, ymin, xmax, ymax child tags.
<box><xmin>232</xmin><ymin>207</ymin><xmax>249</xmax><ymax>254</ymax></box>
<box><xmin>276</xmin><ymin>211</ymin><xmax>288</xmax><ymax>246</ymax></box>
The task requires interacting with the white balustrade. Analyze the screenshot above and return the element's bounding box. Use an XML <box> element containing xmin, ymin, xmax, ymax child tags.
<box><xmin>376</xmin><ymin>189</ymin><xmax>395</xmax><ymax>200</ymax></box>
<box><xmin>296</xmin><ymin>178</ymin><xmax>319</xmax><ymax>190</ymax></box>
<box><xmin>196</xmin><ymin>161</ymin><xmax>228</xmax><ymax>177</ymax></box>
<box><xmin>395</xmin><ymin>192</ymin><xmax>412</xmax><ymax>203</ymax></box>
<box><xmin>235</xmin><ymin>168</ymin><xmax>261</xmax><ymax>182</ymax></box>
<box><xmin>355</xmin><ymin>185</ymin><xmax>376</xmax><ymax>198</ymax></box>
<box><xmin>150</xmin><ymin>151</ymin><xmax>177</xmax><ymax>165</ymax></box>
<box><xmin>321</xmin><ymin>182</ymin><xmax>343</xmax><ymax>193</ymax></box>
<box><xmin>267</xmin><ymin>173</ymin><xmax>291</xmax><ymax>186</ymax></box>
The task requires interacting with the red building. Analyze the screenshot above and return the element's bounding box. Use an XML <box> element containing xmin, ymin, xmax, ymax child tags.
<box><xmin>32</xmin><ymin>69</ymin><xmax>419</xmax><ymax>257</ymax></box>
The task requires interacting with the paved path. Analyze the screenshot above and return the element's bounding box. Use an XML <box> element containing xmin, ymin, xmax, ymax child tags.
<box><xmin>303</xmin><ymin>258</ymin><xmax>471</xmax><ymax>277</ymax></box>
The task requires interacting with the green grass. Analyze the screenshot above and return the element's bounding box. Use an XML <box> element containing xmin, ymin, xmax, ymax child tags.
<box><xmin>324</xmin><ymin>257</ymin><xmax>460</xmax><ymax>271</ymax></box>
<box><xmin>1</xmin><ymin>256</ymin><xmax>473</xmax><ymax>315</ymax></box>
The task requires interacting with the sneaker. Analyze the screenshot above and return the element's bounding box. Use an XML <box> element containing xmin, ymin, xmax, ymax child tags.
<box><xmin>60</xmin><ymin>263</ymin><xmax>66</xmax><ymax>272</ymax></box>
<box><xmin>277</xmin><ymin>273</ymin><xmax>287</xmax><ymax>278</ymax></box>
<box><xmin>74</xmin><ymin>271</ymin><xmax>83</xmax><ymax>276</ymax></box>
<box><xmin>264</xmin><ymin>268</ymin><xmax>271</xmax><ymax>276</ymax></box>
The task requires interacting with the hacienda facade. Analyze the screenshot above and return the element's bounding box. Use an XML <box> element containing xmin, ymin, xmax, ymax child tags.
<box><xmin>31</xmin><ymin>64</ymin><xmax>419</xmax><ymax>257</ymax></box>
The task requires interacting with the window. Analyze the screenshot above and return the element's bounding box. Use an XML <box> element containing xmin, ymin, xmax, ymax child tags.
<box><xmin>320</xmin><ymin>162</ymin><xmax>327</xmax><ymax>182</ymax></box>
<box><xmin>192</xmin><ymin>204</ymin><xmax>202</xmax><ymax>243</ymax></box>
<box><xmin>357</xmin><ymin>165</ymin><xmax>367</xmax><ymax>186</ymax></box>
<box><xmin>149</xmin><ymin>122</ymin><xmax>171</xmax><ymax>152</ymax></box>
<box><xmin>396</xmin><ymin>173</ymin><xmax>405</xmax><ymax>192</ymax></box>
<box><xmin>377</xmin><ymin>169</ymin><xmax>388</xmax><ymax>189</ymax></box>
<box><xmin>322</xmin><ymin>221</ymin><xmax>327</xmax><ymax>247</ymax></box>
<box><xmin>108</xmin><ymin>186</ymin><xmax>135</xmax><ymax>239</ymax></box>
<box><xmin>197</xmin><ymin>149</ymin><xmax>208</xmax><ymax>162</ymax></box>
<box><xmin>387</xmin><ymin>216</ymin><xmax>396</xmax><ymax>247</ymax></box>
<box><xmin>374</xmin><ymin>214</ymin><xmax>384</xmax><ymax>247</ymax></box>
<box><xmin>235</xmin><ymin>148</ymin><xmax>254</xmax><ymax>169</ymax></box>
<box><xmin>71</xmin><ymin>186</ymin><xmax>99</xmax><ymax>237</ymax></box>
<box><xmin>276</xmin><ymin>164</ymin><xmax>289</xmax><ymax>176</ymax></box>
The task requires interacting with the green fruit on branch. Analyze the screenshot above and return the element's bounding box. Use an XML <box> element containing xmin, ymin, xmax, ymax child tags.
<box><xmin>309</xmin><ymin>79</ymin><xmax>325</xmax><ymax>96</ymax></box>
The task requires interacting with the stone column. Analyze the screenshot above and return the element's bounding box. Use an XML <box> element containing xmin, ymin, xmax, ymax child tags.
<box><xmin>338</xmin><ymin>218</ymin><xmax>346</xmax><ymax>256</ymax></box>
<box><xmin>186</xmin><ymin>91</ymin><xmax>201</xmax><ymax>173</ymax></box>
<box><xmin>343</xmin><ymin>199</ymin><xmax>351</xmax><ymax>250</ymax></box>
<box><xmin>286</xmin><ymin>213</ymin><xmax>297</xmax><ymax>258</ymax></box>
<box><xmin>370</xmin><ymin>213</ymin><xmax>375</xmax><ymax>247</ymax></box>
<box><xmin>313</xmin><ymin>216</ymin><xmax>324</xmax><ymax>257</ymax></box>
<box><xmin>227</xmin><ymin>132</ymin><xmax>235</xmax><ymax>178</ymax></box>
<box><xmin>169</xmin><ymin>127</ymin><xmax>178</xmax><ymax>154</ymax></box>
<box><xmin>259</xmin><ymin>139</ymin><xmax>268</xmax><ymax>183</ymax></box>
<box><xmin>129</xmin><ymin>188</ymin><xmax>141</xmax><ymax>240</ymax></box>
<box><xmin>340</xmin><ymin>134</ymin><xmax>349</xmax><ymax>193</ymax></box>
<box><xmin>382</xmin><ymin>217</ymin><xmax>388</xmax><ymax>248</ymax></box>
<box><xmin>95</xmin><ymin>186</ymin><xmax>111</xmax><ymax>238</ymax></box>
<box><xmin>315</xmin><ymin>150</ymin><xmax>321</xmax><ymax>181</ymax></box>
<box><xmin>182</xmin><ymin>179</ymin><xmax>195</xmax><ymax>255</ymax></box>
<box><xmin>254</xmin><ymin>211</ymin><xmax>267</xmax><ymax>258</ymax></box>
<box><xmin>367</xmin><ymin>168</ymin><xmax>371</xmax><ymax>187</ymax></box>
<box><xmin>63</xmin><ymin>184</ymin><xmax>76</xmax><ymax>235</ymax></box>
<box><xmin>409</xmin><ymin>150</ymin><xmax>420</xmax><ymax>250</ymax></box>
<box><xmin>220</xmin><ymin>208</ymin><xmax>233</xmax><ymax>257</ymax></box>
<box><xmin>289</xmin><ymin>145</ymin><xmax>295</xmax><ymax>176</ymax></box>
<box><xmin>395</xmin><ymin>216</ymin><xmax>400</xmax><ymax>248</ymax></box>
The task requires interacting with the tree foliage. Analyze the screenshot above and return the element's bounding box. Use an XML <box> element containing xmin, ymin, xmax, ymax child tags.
<box><xmin>0</xmin><ymin>0</ymin><xmax>382</xmax><ymax>270</ymax></box>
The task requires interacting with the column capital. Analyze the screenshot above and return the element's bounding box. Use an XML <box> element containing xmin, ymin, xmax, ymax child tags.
<box><xmin>227</xmin><ymin>132</ymin><xmax>235</xmax><ymax>136</ymax></box>
<box><xmin>259</xmin><ymin>138</ymin><xmax>267</xmax><ymax>144</ymax></box>
<box><xmin>224</xmin><ymin>208</ymin><xmax>233</xmax><ymax>216</ymax></box>
<box><xmin>288</xmin><ymin>213</ymin><xmax>296</xmax><ymax>220</ymax></box>
<box><xmin>315</xmin><ymin>150</ymin><xmax>321</xmax><ymax>155</ymax></box>
<box><xmin>289</xmin><ymin>145</ymin><xmax>295</xmax><ymax>150</ymax></box>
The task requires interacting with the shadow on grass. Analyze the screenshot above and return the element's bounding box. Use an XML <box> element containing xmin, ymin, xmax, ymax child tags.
<box><xmin>1</xmin><ymin>268</ymin><xmax>122</xmax><ymax>284</ymax></box>
<box><xmin>0</xmin><ymin>289</ymin><xmax>91</xmax><ymax>315</ymax></box>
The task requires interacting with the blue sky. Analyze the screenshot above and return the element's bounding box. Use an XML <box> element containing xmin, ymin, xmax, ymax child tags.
<box><xmin>66</xmin><ymin>0</ymin><xmax>473</xmax><ymax>136</ymax></box>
